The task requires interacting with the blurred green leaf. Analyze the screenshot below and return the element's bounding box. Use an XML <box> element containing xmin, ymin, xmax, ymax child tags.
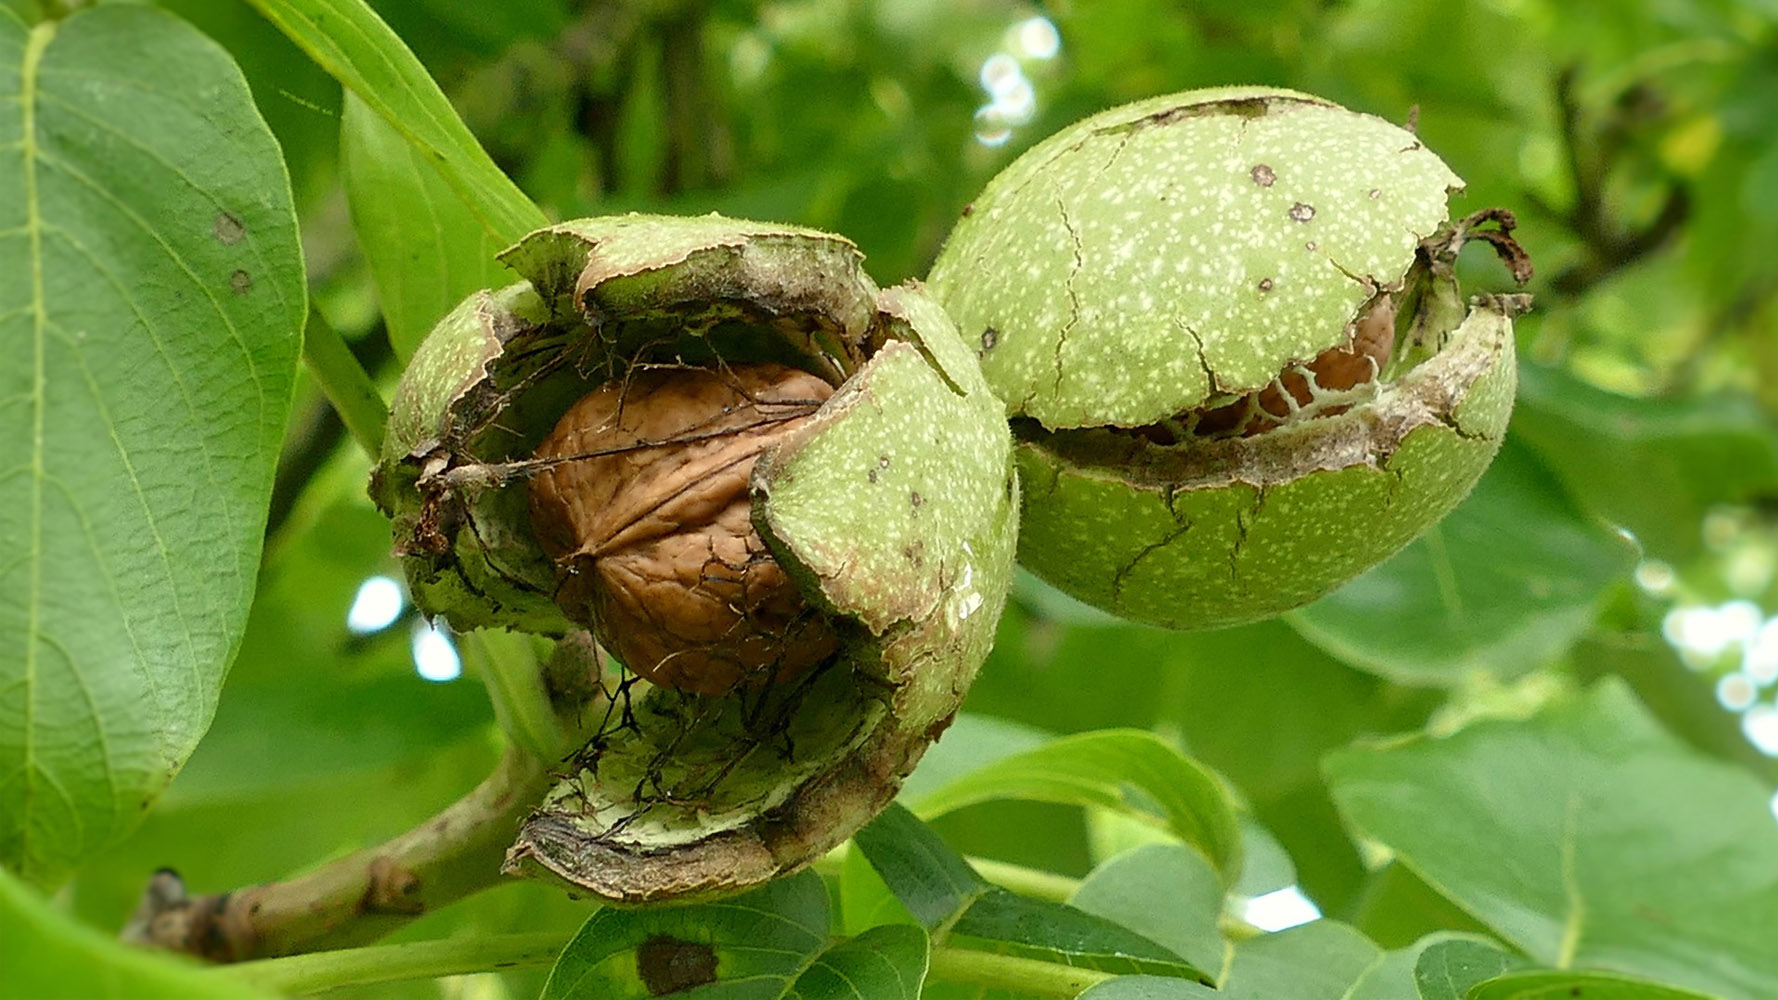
<box><xmin>1327</xmin><ymin>680</ymin><xmax>1778</xmax><ymax>997</ymax></box>
<box><xmin>1412</xmin><ymin>936</ymin><xmax>1527</xmax><ymax>1000</ymax></box>
<box><xmin>1512</xmin><ymin>362</ymin><xmax>1778</xmax><ymax>561</ymax></box>
<box><xmin>1341</xmin><ymin>932</ymin><xmax>1511</xmax><ymax>1000</ymax></box>
<box><xmin>910</xmin><ymin>730</ymin><xmax>1242</xmax><ymax>884</ymax></box>
<box><xmin>539</xmin><ymin>870</ymin><xmax>930</xmax><ymax>1000</ymax></box>
<box><xmin>1148</xmin><ymin>620</ymin><xmax>1436</xmax><ymax>913</ymax></box>
<box><xmin>0</xmin><ymin>866</ymin><xmax>269</xmax><ymax>999</ymax></box>
<box><xmin>0</xmin><ymin>3</ymin><xmax>304</xmax><ymax>886</ymax></box>
<box><xmin>1083</xmin><ymin>921</ymin><xmax>1385</xmax><ymax>1000</ymax></box>
<box><xmin>1466</xmin><ymin>970</ymin><xmax>1718</xmax><ymax>1000</ymax></box>
<box><xmin>1350</xmin><ymin>863</ymin><xmax>1490</xmax><ymax>951</ymax></box>
<box><xmin>1290</xmin><ymin>440</ymin><xmax>1638</xmax><ymax>685</ymax></box>
<box><xmin>244</xmin><ymin>0</ymin><xmax>546</xmax><ymax>241</ymax></box>
<box><xmin>1068</xmin><ymin>845</ymin><xmax>1226</xmax><ymax>976</ymax></box>
<box><xmin>340</xmin><ymin>92</ymin><xmax>506</xmax><ymax>361</ymax></box>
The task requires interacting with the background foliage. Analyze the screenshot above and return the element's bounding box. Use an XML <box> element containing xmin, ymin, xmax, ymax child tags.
<box><xmin>3</xmin><ymin>0</ymin><xmax>1778</xmax><ymax>997</ymax></box>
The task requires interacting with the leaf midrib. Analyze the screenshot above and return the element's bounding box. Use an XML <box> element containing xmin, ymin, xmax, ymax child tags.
<box><xmin>18</xmin><ymin>16</ymin><xmax>55</xmax><ymax>877</ymax></box>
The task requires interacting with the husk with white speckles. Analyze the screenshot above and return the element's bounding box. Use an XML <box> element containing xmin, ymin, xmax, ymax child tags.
<box><xmin>928</xmin><ymin>89</ymin><xmax>1516</xmax><ymax>629</ymax></box>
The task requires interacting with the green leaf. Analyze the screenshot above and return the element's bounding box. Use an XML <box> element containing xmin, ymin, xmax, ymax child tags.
<box><xmin>1068</xmin><ymin>845</ymin><xmax>1226</xmax><ymax>976</ymax></box>
<box><xmin>538</xmin><ymin>870</ymin><xmax>930</xmax><ymax>1000</ymax></box>
<box><xmin>910</xmin><ymin>729</ymin><xmax>1242</xmax><ymax>884</ymax></box>
<box><xmin>0</xmin><ymin>4</ymin><xmax>304</xmax><ymax>885</ymax></box>
<box><xmin>1326</xmin><ymin>681</ymin><xmax>1778</xmax><ymax>997</ymax></box>
<box><xmin>242</xmin><ymin>0</ymin><xmax>546</xmax><ymax>242</ymax></box>
<box><xmin>1465</xmin><ymin>970</ymin><xmax>1719</xmax><ymax>1000</ymax></box>
<box><xmin>1082</xmin><ymin>922</ymin><xmax>1384</xmax><ymax>999</ymax></box>
<box><xmin>340</xmin><ymin>91</ymin><xmax>507</xmax><ymax>361</ymax></box>
<box><xmin>950</xmin><ymin>890</ymin><xmax>1206</xmax><ymax>981</ymax></box>
<box><xmin>1078</xmin><ymin>975</ymin><xmax>1218</xmax><ymax>998</ymax></box>
<box><xmin>1344</xmin><ymin>932</ymin><xmax>1509</xmax><ymax>1000</ymax></box>
<box><xmin>1512</xmin><ymin>361</ymin><xmax>1778</xmax><ymax>562</ymax></box>
<box><xmin>1413</xmin><ymin>937</ymin><xmax>1527</xmax><ymax>1000</ymax></box>
<box><xmin>1289</xmin><ymin>440</ymin><xmax>1637</xmax><ymax>685</ymax></box>
<box><xmin>854</xmin><ymin>802</ymin><xmax>988</xmax><ymax>929</ymax></box>
<box><xmin>1214</xmin><ymin>921</ymin><xmax>1384</xmax><ymax>999</ymax></box>
<box><xmin>794</xmin><ymin>924</ymin><xmax>929</xmax><ymax>1000</ymax></box>
<box><xmin>855</xmin><ymin>804</ymin><xmax>1209</xmax><ymax>982</ymax></box>
<box><xmin>0</xmin><ymin>866</ymin><xmax>269</xmax><ymax>999</ymax></box>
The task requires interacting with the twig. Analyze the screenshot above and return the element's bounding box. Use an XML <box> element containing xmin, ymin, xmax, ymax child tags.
<box><xmin>1530</xmin><ymin>66</ymin><xmax>1691</xmax><ymax>299</ymax></box>
<box><xmin>125</xmin><ymin>634</ymin><xmax>607</xmax><ymax>962</ymax></box>
<box><xmin>301</xmin><ymin>306</ymin><xmax>388</xmax><ymax>458</ymax></box>
<box><xmin>123</xmin><ymin>745</ymin><xmax>558</xmax><ymax>962</ymax></box>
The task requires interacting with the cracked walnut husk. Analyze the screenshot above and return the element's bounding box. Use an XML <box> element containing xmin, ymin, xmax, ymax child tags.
<box><xmin>372</xmin><ymin>214</ymin><xmax>1017</xmax><ymax>904</ymax></box>
<box><xmin>928</xmin><ymin>86</ymin><xmax>1528</xmax><ymax>629</ymax></box>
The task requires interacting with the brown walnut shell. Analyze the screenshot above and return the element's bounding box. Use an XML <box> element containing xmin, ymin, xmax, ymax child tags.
<box><xmin>527</xmin><ymin>362</ymin><xmax>838</xmax><ymax>695</ymax></box>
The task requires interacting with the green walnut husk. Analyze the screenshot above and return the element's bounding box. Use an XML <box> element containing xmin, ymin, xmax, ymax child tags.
<box><xmin>928</xmin><ymin>86</ymin><xmax>1524</xmax><ymax>630</ymax></box>
<box><xmin>372</xmin><ymin>214</ymin><xmax>1017</xmax><ymax>903</ymax></box>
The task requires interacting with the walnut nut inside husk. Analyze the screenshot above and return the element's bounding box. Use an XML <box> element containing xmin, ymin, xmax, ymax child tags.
<box><xmin>374</xmin><ymin>215</ymin><xmax>1018</xmax><ymax>905</ymax></box>
<box><xmin>528</xmin><ymin>363</ymin><xmax>839</xmax><ymax>695</ymax></box>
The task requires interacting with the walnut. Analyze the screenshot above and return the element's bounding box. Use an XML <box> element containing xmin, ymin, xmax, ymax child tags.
<box><xmin>527</xmin><ymin>363</ymin><xmax>839</xmax><ymax>696</ymax></box>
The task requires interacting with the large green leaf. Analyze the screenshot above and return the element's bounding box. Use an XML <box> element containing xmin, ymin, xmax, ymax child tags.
<box><xmin>0</xmin><ymin>865</ymin><xmax>269</xmax><ymax>999</ymax></box>
<box><xmin>539</xmin><ymin>870</ymin><xmax>930</xmax><ymax>1000</ymax></box>
<box><xmin>1512</xmin><ymin>362</ymin><xmax>1778</xmax><ymax>562</ymax></box>
<box><xmin>0</xmin><ymin>4</ymin><xmax>304</xmax><ymax>885</ymax></box>
<box><xmin>910</xmin><ymin>730</ymin><xmax>1242</xmax><ymax>884</ymax></box>
<box><xmin>1289</xmin><ymin>440</ymin><xmax>1637</xmax><ymax>685</ymax></box>
<box><xmin>339</xmin><ymin>91</ymin><xmax>506</xmax><ymax>361</ymax></box>
<box><xmin>244</xmin><ymin>0</ymin><xmax>545</xmax><ymax>242</ymax></box>
<box><xmin>1326</xmin><ymin>681</ymin><xmax>1778</xmax><ymax>997</ymax></box>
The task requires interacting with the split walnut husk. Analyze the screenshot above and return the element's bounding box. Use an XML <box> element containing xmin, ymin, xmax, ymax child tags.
<box><xmin>371</xmin><ymin>215</ymin><xmax>1018</xmax><ymax>903</ymax></box>
<box><xmin>928</xmin><ymin>86</ymin><xmax>1528</xmax><ymax>630</ymax></box>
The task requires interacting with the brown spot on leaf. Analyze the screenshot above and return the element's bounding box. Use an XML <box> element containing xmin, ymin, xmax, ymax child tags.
<box><xmin>1257</xmin><ymin>278</ymin><xmax>1274</xmax><ymax>293</ymax></box>
<box><xmin>910</xmin><ymin>490</ymin><xmax>923</xmax><ymax>509</ymax></box>
<box><xmin>637</xmin><ymin>935</ymin><xmax>718</xmax><ymax>995</ymax></box>
<box><xmin>214</xmin><ymin>212</ymin><xmax>245</xmax><ymax>245</ymax></box>
<box><xmin>1250</xmin><ymin>164</ymin><xmax>1275</xmax><ymax>187</ymax></box>
<box><xmin>1288</xmin><ymin>202</ymin><xmax>1316</xmax><ymax>223</ymax></box>
<box><xmin>229</xmin><ymin>270</ymin><xmax>252</xmax><ymax>295</ymax></box>
<box><xmin>980</xmin><ymin>327</ymin><xmax>998</xmax><ymax>351</ymax></box>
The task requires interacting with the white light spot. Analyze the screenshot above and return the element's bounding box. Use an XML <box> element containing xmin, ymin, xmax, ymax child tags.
<box><xmin>1243</xmin><ymin>886</ymin><xmax>1320</xmax><ymax>932</ymax></box>
<box><xmin>1743</xmin><ymin>704</ymin><xmax>1778</xmax><ymax>756</ymax></box>
<box><xmin>973</xmin><ymin>104</ymin><xmax>1013</xmax><ymax>146</ymax></box>
<box><xmin>1719</xmin><ymin>600</ymin><xmax>1764</xmax><ymax>644</ymax></box>
<box><xmin>412</xmin><ymin>621</ymin><xmax>461</xmax><ymax>682</ymax></box>
<box><xmin>1663</xmin><ymin>605</ymin><xmax>1733</xmax><ymax>662</ymax></box>
<box><xmin>1012</xmin><ymin>16</ymin><xmax>1061</xmax><ymax>60</ymax></box>
<box><xmin>1746</xmin><ymin>618</ymin><xmax>1778</xmax><ymax>685</ymax></box>
<box><xmin>1718</xmin><ymin>672</ymin><xmax>1758</xmax><ymax>711</ymax></box>
<box><xmin>1633</xmin><ymin>560</ymin><xmax>1675</xmax><ymax>595</ymax></box>
<box><xmin>979</xmin><ymin>53</ymin><xmax>1023</xmax><ymax>97</ymax></box>
<box><xmin>992</xmin><ymin>76</ymin><xmax>1036</xmax><ymax>125</ymax></box>
<box><xmin>346</xmin><ymin>576</ymin><xmax>404</xmax><ymax>635</ymax></box>
<box><xmin>1770</xmin><ymin>789</ymin><xmax>1778</xmax><ymax>825</ymax></box>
